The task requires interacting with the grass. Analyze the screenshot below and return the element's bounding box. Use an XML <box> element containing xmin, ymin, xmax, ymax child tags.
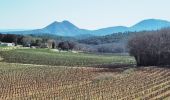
<box><xmin>0</xmin><ymin>48</ymin><xmax>135</xmax><ymax>67</ymax></box>
<box><xmin>0</xmin><ymin>45</ymin><xmax>7</xmax><ymax>48</ymax></box>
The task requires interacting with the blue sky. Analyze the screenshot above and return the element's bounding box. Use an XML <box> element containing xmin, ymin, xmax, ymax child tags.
<box><xmin>0</xmin><ymin>0</ymin><xmax>170</xmax><ymax>30</ymax></box>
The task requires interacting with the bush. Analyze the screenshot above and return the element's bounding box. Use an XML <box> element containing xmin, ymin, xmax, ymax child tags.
<box><xmin>58</xmin><ymin>41</ymin><xmax>75</xmax><ymax>51</ymax></box>
<box><xmin>128</xmin><ymin>29</ymin><xmax>170</xmax><ymax>66</ymax></box>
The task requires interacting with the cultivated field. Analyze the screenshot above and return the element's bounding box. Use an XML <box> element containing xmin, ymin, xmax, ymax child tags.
<box><xmin>0</xmin><ymin>49</ymin><xmax>135</xmax><ymax>67</ymax></box>
<box><xmin>0</xmin><ymin>48</ymin><xmax>169</xmax><ymax>100</ymax></box>
<box><xmin>0</xmin><ymin>62</ymin><xmax>169</xmax><ymax>100</ymax></box>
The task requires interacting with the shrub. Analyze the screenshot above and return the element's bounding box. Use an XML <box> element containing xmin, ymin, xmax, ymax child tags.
<box><xmin>58</xmin><ymin>41</ymin><xmax>75</xmax><ymax>51</ymax></box>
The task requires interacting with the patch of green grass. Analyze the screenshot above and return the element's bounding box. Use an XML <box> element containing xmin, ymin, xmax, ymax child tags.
<box><xmin>0</xmin><ymin>45</ymin><xmax>7</xmax><ymax>48</ymax></box>
<box><xmin>0</xmin><ymin>48</ymin><xmax>135</xmax><ymax>67</ymax></box>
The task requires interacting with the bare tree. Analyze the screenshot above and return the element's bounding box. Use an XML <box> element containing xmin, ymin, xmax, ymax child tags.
<box><xmin>128</xmin><ymin>29</ymin><xmax>170</xmax><ymax>67</ymax></box>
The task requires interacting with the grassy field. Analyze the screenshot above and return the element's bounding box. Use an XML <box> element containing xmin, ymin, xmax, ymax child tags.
<box><xmin>0</xmin><ymin>62</ymin><xmax>169</xmax><ymax>100</ymax></box>
<box><xmin>0</xmin><ymin>48</ymin><xmax>135</xmax><ymax>67</ymax></box>
<box><xmin>0</xmin><ymin>48</ymin><xmax>169</xmax><ymax>99</ymax></box>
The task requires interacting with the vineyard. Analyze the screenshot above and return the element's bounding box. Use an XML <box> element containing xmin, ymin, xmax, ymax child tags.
<box><xmin>0</xmin><ymin>49</ymin><xmax>135</xmax><ymax>67</ymax></box>
<box><xmin>0</xmin><ymin>48</ymin><xmax>169</xmax><ymax>99</ymax></box>
<box><xmin>0</xmin><ymin>62</ymin><xmax>169</xmax><ymax>100</ymax></box>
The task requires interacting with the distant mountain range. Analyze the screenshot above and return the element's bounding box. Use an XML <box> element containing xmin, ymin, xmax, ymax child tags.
<box><xmin>0</xmin><ymin>29</ymin><xmax>30</xmax><ymax>32</ymax></box>
<box><xmin>1</xmin><ymin>19</ymin><xmax>170</xmax><ymax>37</ymax></box>
<box><xmin>93</xmin><ymin>19</ymin><xmax>170</xmax><ymax>36</ymax></box>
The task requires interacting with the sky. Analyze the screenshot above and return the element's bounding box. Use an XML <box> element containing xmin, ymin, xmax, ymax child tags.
<box><xmin>0</xmin><ymin>0</ymin><xmax>170</xmax><ymax>30</ymax></box>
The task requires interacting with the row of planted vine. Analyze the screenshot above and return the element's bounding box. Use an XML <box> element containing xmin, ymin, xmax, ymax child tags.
<box><xmin>0</xmin><ymin>63</ymin><xmax>169</xmax><ymax>100</ymax></box>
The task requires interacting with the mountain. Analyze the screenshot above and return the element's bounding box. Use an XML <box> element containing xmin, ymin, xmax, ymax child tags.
<box><xmin>3</xmin><ymin>21</ymin><xmax>91</xmax><ymax>37</ymax></box>
<box><xmin>0</xmin><ymin>29</ymin><xmax>30</xmax><ymax>32</ymax></box>
<box><xmin>93</xmin><ymin>19</ymin><xmax>170</xmax><ymax>36</ymax></box>
<box><xmin>41</xmin><ymin>21</ymin><xmax>91</xmax><ymax>36</ymax></box>
<box><xmin>2</xmin><ymin>19</ymin><xmax>170</xmax><ymax>37</ymax></box>
<box><xmin>93</xmin><ymin>26</ymin><xmax>129</xmax><ymax>36</ymax></box>
<box><xmin>130</xmin><ymin>19</ymin><xmax>170</xmax><ymax>31</ymax></box>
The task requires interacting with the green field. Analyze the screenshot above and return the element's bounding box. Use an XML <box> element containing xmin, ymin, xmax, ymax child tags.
<box><xmin>0</xmin><ymin>45</ymin><xmax>7</xmax><ymax>48</ymax></box>
<box><xmin>0</xmin><ymin>48</ymin><xmax>135</xmax><ymax>67</ymax></box>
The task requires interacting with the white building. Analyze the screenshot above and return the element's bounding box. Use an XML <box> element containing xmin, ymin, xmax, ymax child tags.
<box><xmin>0</xmin><ymin>42</ymin><xmax>15</xmax><ymax>46</ymax></box>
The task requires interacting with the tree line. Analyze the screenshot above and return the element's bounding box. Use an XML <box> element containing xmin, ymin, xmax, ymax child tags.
<box><xmin>128</xmin><ymin>28</ymin><xmax>170</xmax><ymax>67</ymax></box>
<box><xmin>0</xmin><ymin>34</ymin><xmax>24</xmax><ymax>45</ymax></box>
<box><xmin>0</xmin><ymin>33</ymin><xmax>76</xmax><ymax>50</ymax></box>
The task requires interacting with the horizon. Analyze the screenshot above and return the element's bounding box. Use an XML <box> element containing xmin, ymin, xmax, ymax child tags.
<box><xmin>0</xmin><ymin>0</ymin><xmax>170</xmax><ymax>30</ymax></box>
<box><xmin>0</xmin><ymin>19</ymin><xmax>170</xmax><ymax>31</ymax></box>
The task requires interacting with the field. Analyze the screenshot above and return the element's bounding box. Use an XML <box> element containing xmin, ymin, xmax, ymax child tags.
<box><xmin>0</xmin><ymin>49</ymin><xmax>135</xmax><ymax>67</ymax></box>
<box><xmin>0</xmin><ymin>62</ymin><xmax>169</xmax><ymax>100</ymax></box>
<box><xmin>0</xmin><ymin>48</ymin><xmax>170</xmax><ymax>100</ymax></box>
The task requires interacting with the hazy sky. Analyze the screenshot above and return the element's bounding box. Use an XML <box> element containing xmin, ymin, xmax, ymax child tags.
<box><xmin>0</xmin><ymin>0</ymin><xmax>170</xmax><ymax>30</ymax></box>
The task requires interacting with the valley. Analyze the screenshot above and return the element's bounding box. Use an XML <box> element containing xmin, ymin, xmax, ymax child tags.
<box><xmin>1</xmin><ymin>0</ymin><xmax>170</xmax><ymax>99</ymax></box>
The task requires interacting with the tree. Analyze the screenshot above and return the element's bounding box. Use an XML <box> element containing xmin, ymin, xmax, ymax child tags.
<box><xmin>22</xmin><ymin>36</ymin><xmax>32</xmax><ymax>47</ymax></box>
<box><xmin>16</xmin><ymin>35</ymin><xmax>24</xmax><ymax>45</ymax></box>
<box><xmin>68</xmin><ymin>41</ymin><xmax>75</xmax><ymax>50</ymax></box>
<box><xmin>58</xmin><ymin>41</ymin><xmax>69</xmax><ymax>50</ymax></box>
<box><xmin>0</xmin><ymin>34</ymin><xmax>26</xmax><ymax>45</ymax></box>
<box><xmin>58</xmin><ymin>41</ymin><xmax>75</xmax><ymax>51</ymax></box>
<box><xmin>52</xmin><ymin>42</ymin><xmax>55</xmax><ymax>49</ymax></box>
<box><xmin>128</xmin><ymin>29</ymin><xmax>170</xmax><ymax>66</ymax></box>
<box><xmin>1</xmin><ymin>34</ymin><xmax>17</xmax><ymax>44</ymax></box>
<box><xmin>0</xmin><ymin>33</ymin><xmax>4</xmax><ymax>41</ymax></box>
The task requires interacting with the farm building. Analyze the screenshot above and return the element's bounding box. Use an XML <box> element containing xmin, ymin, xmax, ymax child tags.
<box><xmin>0</xmin><ymin>42</ymin><xmax>15</xmax><ymax>46</ymax></box>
